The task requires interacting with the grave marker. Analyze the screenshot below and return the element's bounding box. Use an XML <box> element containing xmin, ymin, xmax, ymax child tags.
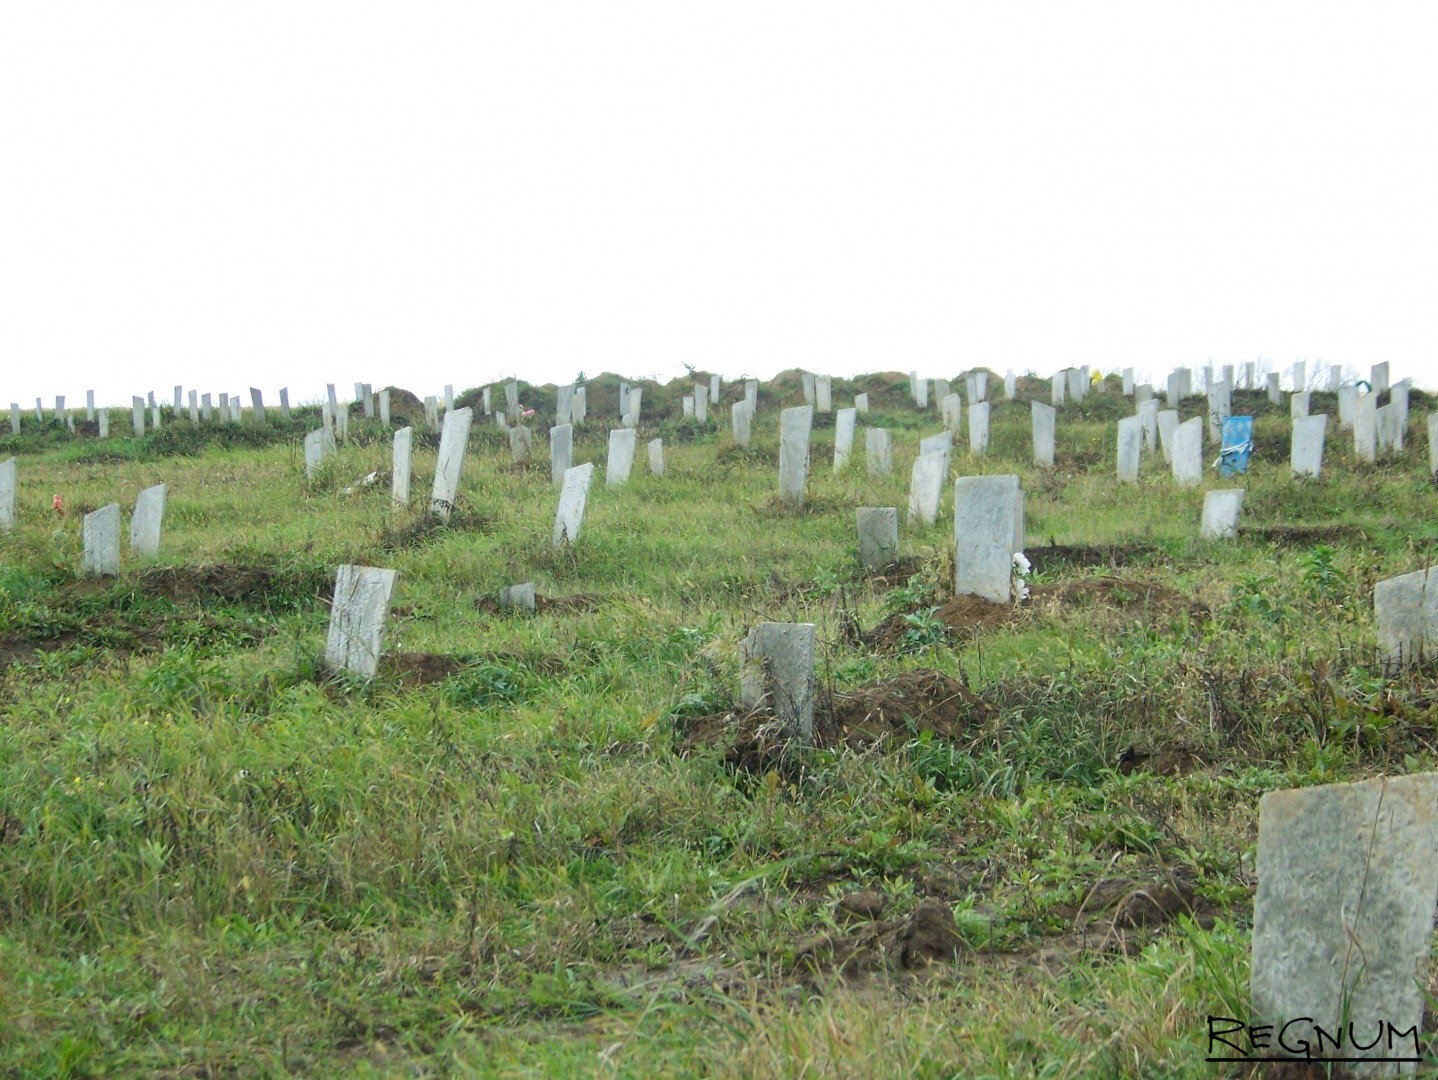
<box><xmin>250</xmin><ymin>388</ymin><xmax>266</xmax><ymax>426</ymax></box>
<box><xmin>1353</xmin><ymin>393</ymin><xmax>1378</xmax><ymax>463</ymax></box>
<box><xmin>815</xmin><ymin>375</ymin><xmax>831</xmax><ymax>414</ymax></box>
<box><xmin>1266</xmin><ymin>373</ymin><xmax>1281</xmax><ymax>405</ymax></box>
<box><xmin>953</xmin><ymin>475</ymin><xmax>1022</xmax><ymax>603</ymax></box>
<box><xmin>82</xmin><ymin>503</ymin><xmax>122</xmax><ymax>577</ymax></box>
<box><xmin>833</xmin><ymin>408</ymin><xmax>857</xmax><ymax>471</ymax></box>
<box><xmin>0</xmin><ymin>457</ymin><xmax>14</xmax><ymax>530</ymax></box>
<box><xmin>384</xmin><ymin>425</ymin><xmax>412</xmax><ymax>506</ymax></box>
<box><xmin>778</xmin><ymin>405</ymin><xmax>813</xmax><ymax>510</ymax></box>
<box><xmin>865</xmin><ymin>427</ymin><xmax>892</xmax><ymax>476</ymax></box>
<box><xmin>732</xmin><ymin>401</ymin><xmax>752</xmax><ymax>447</ymax></box>
<box><xmin>606</xmin><ymin>428</ymin><xmax>637</xmax><ymax>487</ymax></box>
<box><xmin>1200</xmin><ymin>489</ymin><xmax>1244</xmax><ymax>540</ymax></box>
<box><xmin>1138</xmin><ymin>399</ymin><xmax>1159</xmax><ymax>453</ymax></box>
<box><xmin>573</xmin><ymin>385</ymin><xmax>587</xmax><ymax>424</ymax></box>
<box><xmin>1170</xmin><ymin>417</ymin><xmax>1203</xmax><ymax>487</ymax></box>
<box><xmin>1429</xmin><ymin>414</ymin><xmax>1438</xmax><ymax>475</ymax></box>
<box><xmin>801</xmin><ymin>372</ymin><xmax>816</xmax><ymax>407</ymax></box>
<box><xmin>647</xmin><ymin>437</ymin><xmax>664</xmax><ymax>476</ymax></box>
<box><xmin>9</xmin><ymin>404</ymin><xmax>19</xmax><ymax>435</ymax></box>
<box><xmin>1031</xmin><ymin>401</ymin><xmax>1056</xmax><ymax>467</ymax></box>
<box><xmin>131</xmin><ymin>396</ymin><xmax>146</xmax><ymax>437</ymax></box>
<box><xmin>98</xmin><ymin>411</ymin><xmax>109</xmax><ymax>438</ymax></box>
<box><xmin>1371</xmin><ymin>361</ymin><xmax>1390</xmax><ymax>396</ymax></box>
<box><xmin>969</xmin><ymin>401</ymin><xmax>990</xmax><ymax>457</ymax></box>
<box><xmin>941</xmin><ymin>393</ymin><xmax>963</xmax><ymax>433</ymax></box>
<box><xmin>325</xmin><ymin>565</ymin><xmax>398</xmax><ymax>678</ymax></box>
<box><xmin>499</xmin><ymin>582</ymin><xmax>536</xmax><ymax>614</ymax></box>
<box><xmin>509</xmin><ymin>425</ymin><xmax>533</xmax><ymax>464</ymax></box>
<box><xmin>745</xmin><ymin>380</ymin><xmax>758</xmax><ymax>413</ymax></box>
<box><xmin>553</xmin><ymin>462</ymin><xmax>594</xmax><ymax>546</ymax></box>
<box><xmin>86</xmin><ymin>390</ymin><xmax>96</xmax><ymax>422</ymax></box>
<box><xmin>201</xmin><ymin>393</ymin><xmax>212</xmax><ymax>423</ymax></box>
<box><xmin>854</xmin><ymin>392</ymin><xmax>869</xmax><ymax>413</ymax></box>
<box><xmin>1156</xmin><ymin>409</ymin><xmax>1179</xmax><ymax>464</ymax></box>
<box><xmin>857</xmin><ymin>507</ymin><xmax>899</xmax><ymax>570</ymax></box>
<box><xmin>1291</xmin><ymin>414</ymin><xmax>1327</xmax><ymax>478</ymax></box>
<box><xmin>1116</xmin><ymin>416</ymin><xmax>1141</xmax><ymax>482</ymax></box>
<box><xmin>1251</xmin><ymin>772</ymin><xmax>1438</xmax><ymax>1073</ymax></box>
<box><xmin>430</xmin><ymin>407</ymin><xmax>473</xmax><ymax>520</ymax></box>
<box><xmin>1052</xmin><ymin>372</ymin><xmax>1067</xmax><ymax>406</ymax></box>
<box><xmin>907</xmin><ymin>451</ymin><xmax>947</xmax><ymax>526</ymax></box>
<box><xmin>377</xmin><ymin>389</ymin><xmax>389</xmax><ymax>425</ymax></box>
<box><xmin>1290</xmin><ymin>391</ymin><xmax>1310</xmax><ymax>419</ymax></box>
<box><xmin>1005</xmin><ymin>370</ymin><xmax>1017</xmax><ymax>398</ymax></box>
<box><xmin>740</xmin><ymin>622</ymin><xmax>816</xmax><ymax>741</ymax></box>
<box><xmin>129</xmin><ymin>483</ymin><xmax>168</xmax><ymax>557</ymax></box>
<box><xmin>550</xmin><ymin>424</ymin><xmax>573</xmax><ymax>485</ymax></box>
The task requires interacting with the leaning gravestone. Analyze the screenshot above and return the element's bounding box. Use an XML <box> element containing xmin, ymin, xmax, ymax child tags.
<box><xmin>279</xmin><ymin>387</ymin><xmax>291</xmax><ymax>420</ymax></box>
<box><xmin>778</xmin><ymin>405</ymin><xmax>813</xmax><ymax>510</ymax></box>
<box><xmin>553</xmin><ymin>462</ymin><xmax>595</xmax><ymax>546</ymax></box>
<box><xmin>325</xmin><ymin>565</ymin><xmax>398</xmax><ymax>678</ymax></box>
<box><xmin>83</xmin><ymin>503</ymin><xmax>122</xmax><ymax>577</ymax></box>
<box><xmin>935</xmin><ymin>378</ymin><xmax>952</xmax><ymax>405</ymax></box>
<box><xmin>953</xmin><ymin>475</ymin><xmax>1022</xmax><ymax>603</ymax></box>
<box><xmin>740</xmin><ymin>622</ymin><xmax>817</xmax><ymax>741</ymax></box>
<box><xmin>647</xmin><ymin>438</ymin><xmax>664</xmax><ymax>476</ymax></box>
<box><xmin>1116</xmin><ymin>415</ymin><xmax>1141</xmax><ymax>482</ymax></box>
<box><xmin>1171</xmin><ymin>417</ymin><xmax>1203</xmax><ymax>486</ymax></box>
<box><xmin>1375</xmin><ymin>567</ymin><xmax>1438</xmax><ymax>672</ymax></box>
<box><xmin>969</xmin><ymin>402</ymin><xmax>990</xmax><ymax>457</ymax></box>
<box><xmin>833</xmin><ymin>407</ymin><xmax>856</xmax><ymax>471</ymax></box>
<box><xmin>129</xmin><ymin>483</ymin><xmax>168</xmax><ymax>557</ymax></box>
<box><xmin>392</xmin><ymin>426</ymin><xmax>412</xmax><ymax>505</ymax></box>
<box><xmin>0</xmin><ymin>457</ymin><xmax>15</xmax><ymax>531</ymax></box>
<box><xmin>430</xmin><ymin>407</ymin><xmax>473</xmax><ymax>521</ymax></box>
<box><xmin>1199</xmin><ymin>489</ymin><xmax>1244</xmax><ymax>540</ymax></box>
<box><xmin>1031</xmin><ymin>401</ymin><xmax>1056</xmax><ymax>467</ymax></box>
<box><xmin>250</xmin><ymin>388</ymin><xmax>266</xmax><ymax>426</ymax></box>
<box><xmin>606</xmin><ymin>428</ymin><xmax>637</xmax><ymax>487</ymax></box>
<box><xmin>907</xmin><ymin>451</ymin><xmax>947</xmax><ymax>526</ymax></box>
<box><xmin>1251</xmin><ymin>772</ymin><xmax>1438</xmax><ymax>1075</ymax></box>
<box><xmin>1290</xmin><ymin>415</ymin><xmax>1327</xmax><ymax>478</ymax></box>
<box><xmin>498</xmin><ymin>582</ymin><xmax>536</xmax><ymax>614</ymax></box>
<box><xmin>550</xmin><ymin>424</ymin><xmax>573</xmax><ymax>486</ymax></box>
<box><xmin>866</xmin><ymin>427</ymin><xmax>892</xmax><ymax>476</ymax></box>
<box><xmin>856</xmin><ymin>507</ymin><xmax>899</xmax><ymax>570</ymax></box>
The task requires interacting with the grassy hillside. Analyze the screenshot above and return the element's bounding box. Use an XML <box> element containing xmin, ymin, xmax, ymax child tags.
<box><xmin>2</xmin><ymin>374</ymin><xmax>1437</xmax><ymax>1077</ymax></box>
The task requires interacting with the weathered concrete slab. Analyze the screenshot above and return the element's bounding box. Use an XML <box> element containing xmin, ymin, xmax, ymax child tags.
<box><xmin>740</xmin><ymin>622</ymin><xmax>816</xmax><ymax>741</ymax></box>
<box><xmin>606</xmin><ymin>428</ymin><xmax>637</xmax><ymax>487</ymax></box>
<box><xmin>129</xmin><ymin>483</ymin><xmax>168</xmax><ymax>557</ymax></box>
<box><xmin>325</xmin><ymin>565</ymin><xmax>398</xmax><ymax>678</ymax></box>
<box><xmin>83</xmin><ymin>503</ymin><xmax>122</xmax><ymax>577</ymax></box>
<box><xmin>857</xmin><ymin>507</ymin><xmax>899</xmax><ymax>570</ymax></box>
<box><xmin>953</xmin><ymin>475</ymin><xmax>1021</xmax><ymax>603</ymax></box>
<box><xmin>1291</xmin><ymin>415</ymin><xmax>1328</xmax><ymax>478</ymax></box>
<box><xmin>1199</xmin><ymin>488</ymin><xmax>1244</xmax><ymax>540</ymax></box>
<box><xmin>865</xmin><ymin>427</ymin><xmax>891</xmax><ymax>476</ymax></box>
<box><xmin>392</xmin><ymin>426</ymin><xmax>412</xmax><ymax>505</ymax></box>
<box><xmin>1031</xmin><ymin>401</ymin><xmax>1055</xmax><ymax>467</ymax></box>
<box><xmin>553</xmin><ymin>462</ymin><xmax>595</xmax><ymax>546</ymax></box>
<box><xmin>430</xmin><ymin>407</ymin><xmax>474</xmax><ymax>520</ymax></box>
<box><xmin>778</xmin><ymin>406</ymin><xmax>813</xmax><ymax>510</ymax></box>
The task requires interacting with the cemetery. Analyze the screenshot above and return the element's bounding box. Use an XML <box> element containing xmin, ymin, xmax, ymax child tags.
<box><xmin>4</xmin><ymin>364</ymin><xmax>1438</xmax><ymax>1074</ymax></box>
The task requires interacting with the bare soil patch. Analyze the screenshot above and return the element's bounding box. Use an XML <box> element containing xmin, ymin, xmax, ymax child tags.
<box><xmin>677</xmin><ymin>669</ymin><xmax>991</xmax><ymax>773</ymax></box>
<box><xmin>1022</xmin><ymin>543</ymin><xmax>1159</xmax><ymax>574</ymax></box>
<box><xmin>134</xmin><ymin>564</ymin><xmax>332</xmax><ymax>605</ymax></box>
<box><xmin>1238</xmin><ymin>524</ymin><xmax>1369</xmax><ymax>545</ymax></box>
<box><xmin>863</xmin><ymin>577</ymin><xmax>1207</xmax><ymax>650</ymax></box>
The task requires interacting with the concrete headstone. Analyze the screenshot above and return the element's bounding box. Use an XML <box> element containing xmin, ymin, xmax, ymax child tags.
<box><xmin>129</xmin><ymin>482</ymin><xmax>167</xmax><ymax>556</ymax></box>
<box><xmin>953</xmin><ymin>475</ymin><xmax>1022</xmax><ymax>603</ymax></box>
<box><xmin>550</xmin><ymin>424</ymin><xmax>573</xmax><ymax>485</ymax></box>
<box><xmin>907</xmin><ymin>450</ymin><xmax>948</xmax><ymax>526</ymax></box>
<box><xmin>778</xmin><ymin>405</ymin><xmax>813</xmax><ymax>510</ymax></box>
<box><xmin>1171</xmin><ymin>417</ymin><xmax>1204</xmax><ymax>486</ymax></box>
<box><xmin>647</xmin><ymin>437</ymin><xmax>664</xmax><ymax>476</ymax></box>
<box><xmin>1116</xmin><ymin>415</ymin><xmax>1141</xmax><ymax>482</ymax></box>
<box><xmin>833</xmin><ymin>407</ymin><xmax>856</xmax><ymax>471</ymax></box>
<box><xmin>1291</xmin><ymin>415</ymin><xmax>1328</xmax><ymax>478</ymax></box>
<box><xmin>1200</xmin><ymin>488</ymin><xmax>1244</xmax><ymax>540</ymax></box>
<box><xmin>82</xmin><ymin>503</ymin><xmax>122</xmax><ymax>577</ymax></box>
<box><xmin>856</xmin><ymin>507</ymin><xmax>899</xmax><ymax>570</ymax></box>
<box><xmin>969</xmin><ymin>401</ymin><xmax>990</xmax><ymax>457</ymax></box>
<box><xmin>1031</xmin><ymin>401</ymin><xmax>1056</xmax><ymax>467</ymax></box>
<box><xmin>392</xmin><ymin>426</ymin><xmax>412</xmax><ymax>505</ymax></box>
<box><xmin>553</xmin><ymin>462</ymin><xmax>594</xmax><ymax>546</ymax></box>
<box><xmin>325</xmin><ymin>565</ymin><xmax>398</xmax><ymax>678</ymax></box>
<box><xmin>740</xmin><ymin>622</ymin><xmax>817</xmax><ymax>741</ymax></box>
<box><xmin>606</xmin><ymin>427</ymin><xmax>637</xmax><ymax>487</ymax></box>
<box><xmin>430</xmin><ymin>407</ymin><xmax>474</xmax><ymax>520</ymax></box>
<box><xmin>865</xmin><ymin>427</ymin><xmax>892</xmax><ymax>477</ymax></box>
<box><xmin>0</xmin><ymin>457</ymin><xmax>14</xmax><ymax>531</ymax></box>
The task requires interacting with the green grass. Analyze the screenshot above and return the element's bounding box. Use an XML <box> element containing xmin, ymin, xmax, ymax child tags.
<box><xmin>2</xmin><ymin>373</ymin><xmax>1438</xmax><ymax>1076</ymax></box>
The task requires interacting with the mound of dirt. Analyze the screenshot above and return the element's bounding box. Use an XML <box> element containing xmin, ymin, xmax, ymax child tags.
<box><xmin>796</xmin><ymin>897</ymin><xmax>965</xmax><ymax>976</ymax></box>
<box><xmin>134</xmin><ymin>564</ymin><xmax>332</xmax><ymax>605</ymax></box>
<box><xmin>1022</xmin><ymin>544</ymin><xmax>1158</xmax><ymax>574</ymax></box>
<box><xmin>473</xmin><ymin>593</ymin><xmax>602</xmax><ymax>616</ymax></box>
<box><xmin>677</xmin><ymin>669</ymin><xmax>990</xmax><ymax>773</ymax></box>
<box><xmin>381</xmin><ymin>652</ymin><xmax>466</xmax><ymax>687</ymax></box>
<box><xmin>863</xmin><ymin>578</ymin><xmax>1207</xmax><ymax>650</ymax></box>
<box><xmin>860</xmin><ymin>556</ymin><xmax>926</xmax><ymax>588</ymax></box>
<box><xmin>1238</xmin><ymin>524</ymin><xmax>1370</xmax><ymax>545</ymax></box>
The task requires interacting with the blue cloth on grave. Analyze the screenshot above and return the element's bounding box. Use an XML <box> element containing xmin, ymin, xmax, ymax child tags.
<box><xmin>1218</xmin><ymin>415</ymin><xmax>1253</xmax><ymax>476</ymax></box>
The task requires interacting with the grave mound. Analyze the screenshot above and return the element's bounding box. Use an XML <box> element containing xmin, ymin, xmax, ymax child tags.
<box><xmin>1022</xmin><ymin>543</ymin><xmax>1158</xmax><ymax>574</ymax></box>
<box><xmin>134</xmin><ymin>563</ymin><xmax>333</xmax><ymax>605</ymax></box>
<box><xmin>473</xmin><ymin>592</ymin><xmax>602</xmax><ymax>616</ymax></box>
<box><xmin>863</xmin><ymin>577</ymin><xmax>1207</xmax><ymax>650</ymax></box>
<box><xmin>677</xmin><ymin>669</ymin><xmax>990</xmax><ymax>773</ymax></box>
<box><xmin>1238</xmin><ymin>523</ymin><xmax>1369</xmax><ymax>545</ymax></box>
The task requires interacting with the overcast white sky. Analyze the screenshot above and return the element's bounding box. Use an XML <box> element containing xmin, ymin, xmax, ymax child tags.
<box><xmin>2</xmin><ymin>3</ymin><xmax>1435</xmax><ymax>408</ymax></box>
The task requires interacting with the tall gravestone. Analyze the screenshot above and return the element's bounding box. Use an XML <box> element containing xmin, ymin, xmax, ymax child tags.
<box><xmin>1031</xmin><ymin>401</ymin><xmax>1056</xmax><ymax>467</ymax></box>
<box><xmin>856</xmin><ymin>507</ymin><xmax>899</xmax><ymax>570</ymax></box>
<box><xmin>1138</xmin><ymin>399</ymin><xmax>1159</xmax><ymax>453</ymax></box>
<box><xmin>815</xmin><ymin>375</ymin><xmax>831</xmax><ymax>414</ymax></box>
<box><xmin>1291</xmin><ymin>415</ymin><xmax>1327</xmax><ymax>478</ymax></box>
<box><xmin>935</xmin><ymin>378</ymin><xmax>952</xmax><ymax>405</ymax></box>
<box><xmin>745</xmin><ymin>380</ymin><xmax>758</xmax><ymax>413</ymax></box>
<box><xmin>954</xmin><ymin>475</ymin><xmax>1022</xmax><ymax>603</ymax></box>
<box><xmin>550</xmin><ymin>424</ymin><xmax>573</xmax><ymax>485</ymax></box>
<box><xmin>1156</xmin><ymin>409</ymin><xmax>1180</xmax><ymax>465</ymax></box>
<box><xmin>250</xmin><ymin>388</ymin><xmax>266</xmax><ymax>426</ymax></box>
<box><xmin>778</xmin><ymin>406</ymin><xmax>813</xmax><ymax>510</ymax></box>
<box><xmin>9</xmin><ymin>404</ymin><xmax>19</xmax><ymax>435</ymax></box>
<box><xmin>732</xmin><ymin>401</ymin><xmax>752</xmax><ymax>447</ymax></box>
<box><xmin>97</xmin><ymin>411</ymin><xmax>109</xmax><ymax>438</ymax></box>
<box><xmin>606</xmin><ymin>428</ymin><xmax>637</xmax><ymax>487</ymax></box>
<box><xmin>1251</xmin><ymin>772</ymin><xmax>1438</xmax><ymax>1074</ymax></box>
<box><xmin>710</xmin><ymin>374</ymin><xmax>720</xmax><ymax>404</ymax></box>
<box><xmin>1290</xmin><ymin>391</ymin><xmax>1310</xmax><ymax>419</ymax></box>
<box><xmin>1067</xmin><ymin>367</ymin><xmax>1086</xmax><ymax>403</ymax></box>
<box><xmin>969</xmin><ymin>402</ymin><xmax>990</xmax><ymax>457</ymax></box>
<box><xmin>1199</xmin><ymin>489</ymin><xmax>1244</xmax><ymax>540</ymax></box>
<box><xmin>303</xmin><ymin>430</ymin><xmax>328</xmax><ymax>479</ymax></box>
<box><xmin>430</xmin><ymin>407</ymin><xmax>473</xmax><ymax>521</ymax></box>
<box><xmin>1353</xmin><ymin>394</ymin><xmax>1378</xmax><ymax>463</ymax></box>
<box><xmin>1266</xmin><ymin>373</ymin><xmax>1282</xmax><ymax>406</ymax></box>
<box><xmin>1291</xmin><ymin>360</ymin><xmax>1307</xmax><ymax>393</ymax></box>
<box><xmin>682</xmin><ymin>395</ymin><xmax>694</xmax><ymax>419</ymax></box>
<box><xmin>129</xmin><ymin>483</ymin><xmax>168</xmax><ymax>557</ymax></box>
<box><xmin>0</xmin><ymin>457</ymin><xmax>15</xmax><ymax>531</ymax></box>
<box><xmin>913</xmin><ymin>379</ymin><xmax>928</xmax><ymax>409</ymax></box>
<box><xmin>693</xmin><ymin>385</ymin><xmax>708</xmax><ymax>424</ymax></box>
<box><xmin>279</xmin><ymin>387</ymin><xmax>291</xmax><ymax>420</ymax></box>
<box><xmin>1207</xmin><ymin>380</ymin><xmax>1231</xmax><ymax>443</ymax></box>
<box><xmin>553</xmin><ymin>462</ymin><xmax>594</xmax><ymax>546</ymax></box>
<box><xmin>740</xmin><ymin>622</ymin><xmax>817</xmax><ymax>741</ymax></box>
<box><xmin>424</xmin><ymin>397</ymin><xmax>439</xmax><ymax>431</ymax></box>
<box><xmin>1121</xmin><ymin>368</ymin><xmax>1133</xmax><ymax>396</ymax></box>
<box><xmin>623</xmin><ymin>388</ymin><xmax>643</xmax><ymax>428</ymax></box>
<box><xmin>187</xmin><ymin>389</ymin><xmax>199</xmax><ymax>423</ymax></box>
<box><xmin>325</xmin><ymin>565</ymin><xmax>398</xmax><ymax>678</ymax></box>
<box><xmin>377</xmin><ymin>389</ymin><xmax>389</xmax><ymax>425</ymax></box>
<box><xmin>1052</xmin><ymin>372</ymin><xmax>1067</xmax><ymax>407</ymax></box>
<box><xmin>865</xmin><ymin>427</ymin><xmax>892</xmax><ymax>477</ymax></box>
<box><xmin>573</xmin><ymin>384</ymin><xmax>587</xmax><ymax>424</ymax></box>
<box><xmin>132</xmin><ymin>397</ymin><xmax>146</xmax><ymax>437</ymax></box>
<box><xmin>801</xmin><ymin>372</ymin><xmax>816</xmax><ymax>407</ymax></box>
<box><xmin>1005</xmin><ymin>370</ymin><xmax>1017</xmax><ymax>398</ymax></box>
<box><xmin>391</xmin><ymin>426</ymin><xmax>412</xmax><ymax>505</ymax></box>
<box><xmin>1429</xmin><ymin>413</ymin><xmax>1438</xmax><ymax>475</ymax></box>
<box><xmin>854</xmin><ymin>392</ymin><xmax>869</xmax><ymax>413</ymax></box>
<box><xmin>941</xmin><ymin>393</ymin><xmax>963</xmax><ymax>433</ymax></box>
<box><xmin>86</xmin><ymin>390</ymin><xmax>96</xmax><ymax>422</ymax></box>
<box><xmin>1171</xmin><ymin>417</ymin><xmax>1204</xmax><ymax>487</ymax></box>
<box><xmin>556</xmin><ymin>384</ymin><xmax>574</xmax><ymax>426</ymax></box>
<box><xmin>647</xmin><ymin>438</ymin><xmax>664</xmax><ymax>476</ymax></box>
<box><xmin>1371</xmin><ymin>361</ymin><xmax>1390</xmax><ymax>396</ymax></box>
<box><xmin>1116</xmin><ymin>416</ymin><xmax>1141</xmax><ymax>482</ymax></box>
<box><xmin>833</xmin><ymin>407</ymin><xmax>856</xmax><ymax>471</ymax></box>
<box><xmin>82</xmin><ymin>503</ymin><xmax>122</xmax><ymax>577</ymax></box>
